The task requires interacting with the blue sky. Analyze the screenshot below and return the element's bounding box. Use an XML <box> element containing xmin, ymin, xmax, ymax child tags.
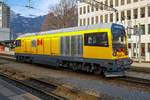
<box><xmin>0</xmin><ymin>0</ymin><xmax>60</xmax><ymax>17</ymax></box>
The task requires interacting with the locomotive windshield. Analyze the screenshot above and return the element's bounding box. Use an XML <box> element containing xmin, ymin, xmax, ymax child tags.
<box><xmin>111</xmin><ymin>24</ymin><xmax>127</xmax><ymax>49</ymax></box>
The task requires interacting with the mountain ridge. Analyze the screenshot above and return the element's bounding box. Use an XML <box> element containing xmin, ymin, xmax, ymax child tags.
<box><xmin>10</xmin><ymin>11</ymin><xmax>46</xmax><ymax>39</ymax></box>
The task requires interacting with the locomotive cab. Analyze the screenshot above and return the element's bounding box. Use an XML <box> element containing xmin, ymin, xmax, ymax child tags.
<box><xmin>104</xmin><ymin>24</ymin><xmax>133</xmax><ymax>77</ymax></box>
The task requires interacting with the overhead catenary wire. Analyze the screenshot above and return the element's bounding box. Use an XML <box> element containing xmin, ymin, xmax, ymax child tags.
<box><xmin>2</xmin><ymin>0</ymin><xmax>50</xmax><ymax>17</ymax></box>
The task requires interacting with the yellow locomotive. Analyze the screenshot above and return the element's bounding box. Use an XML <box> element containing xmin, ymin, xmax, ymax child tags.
<box><xmin>15</xmin><ymin>23</ymin><xmax>132</xmax><ymax>77</ymax></box>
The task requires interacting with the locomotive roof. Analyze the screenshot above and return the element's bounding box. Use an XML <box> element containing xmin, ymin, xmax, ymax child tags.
<box><xmin>18</xmin><ymin>23</ymin><xmax>115</xmax><ymax>38</ymax></box>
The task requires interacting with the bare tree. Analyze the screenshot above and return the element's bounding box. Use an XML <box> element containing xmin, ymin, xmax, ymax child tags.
<box><xmin>41</xmin><ymin>0</ymin><xmax>78</xmax><ymax>31</ymax></box>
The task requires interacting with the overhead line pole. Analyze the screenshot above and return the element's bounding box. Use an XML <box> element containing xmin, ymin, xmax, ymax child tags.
<box><xmin>28</xmin><ymin>0</ymin><xmax>31</xmax><ymax>8</ymax></box>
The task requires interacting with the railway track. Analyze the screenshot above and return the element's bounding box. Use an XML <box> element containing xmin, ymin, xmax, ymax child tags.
<box><xmin>116</xmin><ymin>76</ymin><xmax>150</xmax><ymax>86</ymax></box>
<box><xmin>0</xmin><ymin>72</ymin><xmax>68</xmax><ymax>100</ymax></box>
<box><xmin>1</xmin><ymin>54</ymin><xmax>150</xmax><ymax>87</ymax></box>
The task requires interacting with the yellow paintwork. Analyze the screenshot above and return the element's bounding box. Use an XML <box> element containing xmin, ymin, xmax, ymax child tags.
<box><xmin>15</xmin><ymin>28</ymin><xmax>129</xmax><ymax>60</ymax></box>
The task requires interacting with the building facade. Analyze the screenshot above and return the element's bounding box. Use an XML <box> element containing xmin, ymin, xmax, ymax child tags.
<box><xmin>0</xmin><ymin>2</ymin><xmax>10</xmax><ymax>28</ymax></box>
<box><xmin>0</xmin><ymin>2</ymin><xmax>10</xmax><ymax>41</ymax></box>
<box><xmin>78</xmin><ymin>0</ymin><xmax>150</xmax><ymax>61</ymax></box>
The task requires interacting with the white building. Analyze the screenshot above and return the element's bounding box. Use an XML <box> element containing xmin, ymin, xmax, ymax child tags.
<box><xmin>0</xmin><ymin>2</ymin><xmax>10</xmax><ymax>41</ymax></box>
<box><xmin>78</xmin><ymin>0</ymin><xmax>150</xmax><ymax>61</ymax></box>
<box><xmin>0</xmin><ymin>2</ymin><xmax>10</xmax><ymax>28</ymax></box>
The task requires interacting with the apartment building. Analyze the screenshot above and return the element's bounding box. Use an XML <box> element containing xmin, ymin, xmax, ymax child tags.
<box><xmin>78</xmin><ymin>0</ymin><xmax>150</xmax><ymax>61</ymax></box>
<box><xmin>0</xmin><ymin>1</ymin><xmax>10</xmax><ymax>41</ymax></box>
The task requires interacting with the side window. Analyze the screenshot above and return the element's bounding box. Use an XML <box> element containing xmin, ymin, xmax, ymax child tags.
<box><xmin>31</xmin><ymin>39</ymin><xmax>37</xmax><ymax>47</ymax></box>
<box><xmin>84</xmin><ymin>32</ymin><xmax>108</xmax><ymax>47</ymax></box>
<box><xmin>15</xmin><ymin>40</ymin><xmax>21</xmax><ymax>47</ymax></box>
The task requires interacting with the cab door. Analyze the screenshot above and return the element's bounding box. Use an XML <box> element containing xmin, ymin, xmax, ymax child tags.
<box><xmin>15</xmin><ymin>40</ymin><xmax>21</xmax><ymax>53</ymax></box>
<box><xmin>43</xmin><ymin>38</ymin><xmax>51</xmax><ymax>55</ymax></box>
<box><xmin>51</xmin><ymin>37</ymin><xmax>59</xmax><ymax>56</ymax></box>
<box><xmin>37</xmin><ymin>38</ymin><xmax>44</xmax><ymax>55</ymax></box>
<box><xmin>25</xmin><ymin>39</ymin><xmax>32</xmax><ymax>54</ymax></box>
<box><xmin>21</xmin><ymin>39</ymin><xmax>26</xmax><ymax>53</ymax></box>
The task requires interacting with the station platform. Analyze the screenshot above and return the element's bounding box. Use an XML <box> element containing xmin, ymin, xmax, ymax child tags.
<box><xmin>0</xmin><ymin>78</ymin><xmax>40</xmax><ymax>100</ymax></box>
<box><xmin>132</xmin><ymin>62</ymin><xmax>150</xmax><ymax>68</ymax></box>
<box><xmin>0</xmin><ymin>51</ymin><xmax>14</xmax><ymax>56</ymax></box>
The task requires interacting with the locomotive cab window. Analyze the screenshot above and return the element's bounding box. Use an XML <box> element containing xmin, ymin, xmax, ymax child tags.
<box><xmin>84</xmin><ymin>32</ymin><xmax>108</xmax><ymax>47</ymax></box>
<box><xmin>15</xmin><ymin>40</ymin><xmax>21</xmax><ymax>47</ymax></box>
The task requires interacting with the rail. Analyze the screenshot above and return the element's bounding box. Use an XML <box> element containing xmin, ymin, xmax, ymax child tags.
<box><xmin>0</xmin><ymin>72</ymin><xmax>68</xmax><ymax>100</ymax></box>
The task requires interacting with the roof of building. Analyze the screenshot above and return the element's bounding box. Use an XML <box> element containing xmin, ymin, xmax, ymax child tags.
<box><xmin>18</xmin><ymin>23</ymin><xmax>114</xmax><ymax>38</ymax></box>
<box><xmin>0</xmin><ymin>2</ymin><xmax>9</xmax><ymax>7</ymax></box>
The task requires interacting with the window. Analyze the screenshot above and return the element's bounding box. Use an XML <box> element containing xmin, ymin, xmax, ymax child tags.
<box><xmin>134</xmin><ymin>9</ymin><xmax>138</xmax><ymax>19</ymax></box>
<box><xmin>100</xmin><ymin>2</ymin><xmax>103</xmax><ymax>10</ymax></box>
<box><xmin>96</xmin><ymin>4</ymin><xmax>99</xmax><ymax>11</ymax></box>
<box><xmin>80</xmin><ymin>7</ymin><xmax>82</xmax><ymax>15</ymax></box>
<box><xmin>121</xmin><ymin>0</ymin><xmax>125</xmax><ymax>5</ymax></box>
<box><xmin>110</xmin><ymin>13</ymin><xmax>113</xmax><ymax>22</ymax></box>
<box><xmin>148</xmin><ymin>43</ymin><xmax>150</xmax><ymax>52</ymax></box>
<box><xmin>148</xmin><ymin>24</ymin><xmax>150</xmax><ymax>34</ymax></box>
<box><xmin>140</xmin><ymin>7</ymin><xmax>145</xmax><ymax>18</ymax></box>
<box><xmin>80</xmin><ymin>19</ymin><xmax>82</xmax><ymax>26</ymax></box>
<box><xmin>128</xmin><ymin>34</ymin><xmax>131</xmax><ymax>38</ymax></box>
<box><xmin>31</xmin><ymin>39</ymin><xmax>37</xmax><ymax>47</ymax></box>
<box><xmin>83</xmin><ymin>18</ymin><xmax>86</xmax><ymax>26</ymax></box>
<box><xmin>84</xmin><ymin>32</ymin><xmax>108</xmax><ymax>47</ymax></box>
<box><xmin>128</xmin><ymin>43</ymin><xmax>131</xmax><ymax>48</ymax></box>
<box><xmin>91</xmin><ymin>17</ymin><xmax>94</xmax><ymax>24</ymax></box>
<box><xmin>121</xmin><ymin>11</ymin><xmax>125</xmax><ymax>21</ymax></box>
<box><xmin>116</xmin><ymin>12</ymin><xmax>119</xmax><ymax>21</ymax></box>
<box><xmin>105</xmin><ymin>14</ymin><xmax>108</xmax><ymax>23</ymax></box>
<box><xmin>87</xmin><ymin>18</ymin><xmax>90</xmax><ymax>25</ymax></box>
<box><xmin>133</xmin><ymin>0</ymin><xmax>138</xmax><ymax>2</ymax></box>
<box><xmin>115</xmin><ymin>0</ymin><xmax>119</xmax><ymax>7</ymax></box>
<box><xmin>91</xmin><ymin>6</ymin><xmax>94</xmax><ymax>12</ymax></box>
<box><xmin>83</xmin><ymin>6</ymin><xmax>86</xmax><ymax>14</ymax></box>
<box><xmin>110</xmin><ymin>0</ymin><xmax>113</xmax><ymax>7</ymax></box>
<box><xmin>15</xmin><ymin>40</ymin><xmax>21</xmax><ymax>47</ymax></box>
<box><xmin>100</xmin><ymin>15</ymin><xmax>103</xmax><ymax>23</ymax></box>
<box><xmin>87</xmin><ymin>5</ymin><xmax>90</xmax><ymax>13</ymax></box>
<box><xmin>127</xmin><ymin>10</ymin><xmax>131</xmax><ymax>20</ymax></box>
<box><xmin>127</xmin><ymin>0</ymin><xmax>131</xmax><ymax>4</ymax></box>
<box><xmin>140</xmin><ymin>24</ymin><xmax>145</xmax><ymax>34</ymax></box>
<box><xmin>96</xmin><ymin>16</ymin><xmax>98</xmax><ymax>24</ymax></box>
<box><xmin>148</xmin><ymin>6</ymin><xmax>150</xmax><ymax>17</ymax></box>
<box><xmin>133</xmin><ymin>25</ymin><xmax>138</xmax><ymax>35</ymax></box>
<box><xmin>104</xmin><ymin>0</ymin><xmax>108</xmax><ymax>10</ymax></box>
